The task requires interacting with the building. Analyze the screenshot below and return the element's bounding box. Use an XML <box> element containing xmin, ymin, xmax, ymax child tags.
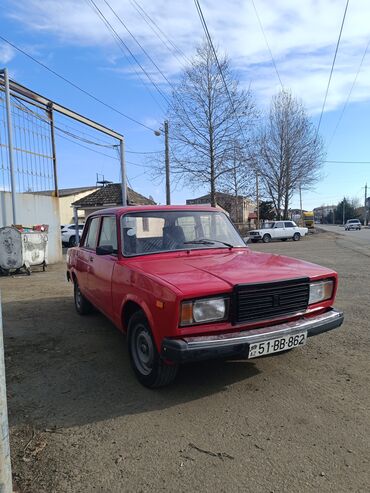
<box><xmin>72</xmin><ymin>183</ymin><xmax>155</xmax><ymax>219</ymax></box>
<box><xmin>186</xmin><ymin>192</ymin><xmax>255</xmax><ymax>224</ymax></box>
<box><xmin>34</xmin><ymin>186</ymin><xmax>99</xmax><ymax>225</ymax></box>
<box><xmin>313</xmin><ymin>205</ymin><xmax>336</xmax><ymax>223</ymax></box>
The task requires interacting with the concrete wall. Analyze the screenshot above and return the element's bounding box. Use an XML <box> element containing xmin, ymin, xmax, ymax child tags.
<box><xmin>59</xmin><ymin>189</ymin><xmax>98</xmax><ymax>225</ymax></box>
<box><xmin>0</xmin><ymin>192</ymin><xmax>62</xmax><ymax>264</ymax></box>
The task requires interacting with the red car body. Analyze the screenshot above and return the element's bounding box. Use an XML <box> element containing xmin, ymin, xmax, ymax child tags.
<box><xmin>67</xmin><ymin>205</ymin><xmax>343</xmax><ymax>387</ymax></box>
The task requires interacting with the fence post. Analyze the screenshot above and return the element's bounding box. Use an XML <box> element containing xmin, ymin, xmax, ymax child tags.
<box><xmin>0</xmin><ymin>292</ymin><xmax>12</xmax><ymax>493</ymax></box>
<box><xmin>2</xmin><ymin>68</ymin><xmax>17</xmax><ymax>225</ymax></box>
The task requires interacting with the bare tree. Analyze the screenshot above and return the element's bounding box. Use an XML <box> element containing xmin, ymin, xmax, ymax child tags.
<box><xmin>257</xmin><ymin>90</ymin><xmax>325</xmax><ymax>219</ymax></box>
<box><xmin>218</xmin><ymin>140</ymin><xmax>256</xmax><ymax>222</ymax></box>
<box><xmin>168</xmin><ymin>41</ymin><xmax>256</xmax><ymax>206</ymax></box>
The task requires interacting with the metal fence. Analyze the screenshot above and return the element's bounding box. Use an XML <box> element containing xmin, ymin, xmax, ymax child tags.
<box><xmin>0</xmin><ymin>69</ymin><xmax>126</xmax><ymax>226</ymax></box>
<box><xmin>0</xmin><ymin>89</ymin><xmax>55</xmax><ymax>193</ymax></box>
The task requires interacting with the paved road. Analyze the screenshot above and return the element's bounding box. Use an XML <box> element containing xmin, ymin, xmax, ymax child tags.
<box><xmin>317</xmin><ymin>224</ymin><xmax>370</xmax><ymax>247</ymax></box>
<box><xmin>2</xmin><ymin>232</ymin><xmax>369</xmax><ymax>493</ymax></box>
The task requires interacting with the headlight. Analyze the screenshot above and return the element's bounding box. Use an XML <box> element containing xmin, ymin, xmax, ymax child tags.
<box><xmin>180</xmin><ymin>297</ymin><xmax>228</xmax><ymax>326</ymax></box>
<box><xmin>309</xmin><ymin>280</ymin><xmax>334</xmax><ymax>305</ymax></box>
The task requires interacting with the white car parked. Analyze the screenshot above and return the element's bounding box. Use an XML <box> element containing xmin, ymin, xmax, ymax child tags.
<box><xmin>249</xmin><ymin>221</ymin><xmax>308</xmax><ymax>243</ymax></box>
<box><xmin>61</xmin><ymin>224</ymin><xmax>85</xmax><ymax>247</ymax></box>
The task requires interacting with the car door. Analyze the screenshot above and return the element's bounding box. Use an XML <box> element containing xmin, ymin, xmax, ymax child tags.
<box><xmin>284</xmin><ymin>221</ymin><xmax>295</xmax><ymax>238</ymax></box>
<box><xmin>88</xmin><ymin>215</ymin><xmax>118</xmax><ymax>318</ymax></box>
<box><xmin>76</xmin><ymin>216</ymin><xmax>101</xmax><ymax>300</ymax></box>
<box><xmin>273</xmin><ymin>221</ymin><xmax>285</xmax><ymax>238</ymax></box>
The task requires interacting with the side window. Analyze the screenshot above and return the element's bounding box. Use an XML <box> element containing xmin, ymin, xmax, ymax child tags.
<box><xmin>84</xmin><ymin>217</ymin><xmax>100</xmax><ymax>249</ymax></box>
<box><xmin>284</xmin><ymin>222</ymin><xmax>294</xmax><ymax>228</ymax></box>
<box><xmin>98</xmin><ymin>216</ymin><xmax>118</xmax><ymax>253</ymax></box>
<box><xmin>275</xmin><ymin>221</ymin><xmax>284</xmax><ymax>228</ymax></box>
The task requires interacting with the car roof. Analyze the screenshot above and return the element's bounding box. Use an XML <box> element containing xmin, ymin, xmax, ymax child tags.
<box><xmin>88</xmin><ymin>205</ymin><xmax>222</xmax><ymax>216</ymax></box>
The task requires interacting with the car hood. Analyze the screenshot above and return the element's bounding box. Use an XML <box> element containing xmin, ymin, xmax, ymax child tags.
<box><xmin>129</xmin><ymin>249</ymin><xmax>335</xmax><ymax>297</ymax></box>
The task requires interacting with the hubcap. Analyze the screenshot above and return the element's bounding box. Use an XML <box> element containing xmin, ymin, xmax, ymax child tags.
<box><xmin>132</xmin><ymin>325</ymin><xmax>154</xmax><ymax>376</ymax></box>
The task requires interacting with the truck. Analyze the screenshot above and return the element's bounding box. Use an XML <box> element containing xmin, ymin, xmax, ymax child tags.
<box><xmin>66</xmin><ymin>205</ymin><xmax>344</xmax><ymax>388</ymax></box>
<box><xmin>303</xmin><ymin>211</ymin><xmax>315</xmax><ymax>229</ymax></box>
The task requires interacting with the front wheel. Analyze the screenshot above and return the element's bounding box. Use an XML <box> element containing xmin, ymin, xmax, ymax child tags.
<box><xmin>69</xmin><ymin>235</ymin><xmax>76</xmax><ymax>247</ymax></box>
<box><xmin>74</xmin><ymin>280</ymin><xmax>93</xmax><ymax>315</ymax></box>
<box><xmin>251</xmin><ymin>239</ymin><xmax>259</xmax><ymax>243</ymax></box>
<box><xmin>128</xmin><ymin>311</ymin><xmax>178</xmax><ymax>388</ymax></box>
<box><xmin>262</xmin><ymin>234</ymin><xmax>271</xmax><ymax>243</ymax></box>
<box><xmin>293</xmin><ymin>233</ymin><xmax>301</xmax><ymax>241</ymax></box>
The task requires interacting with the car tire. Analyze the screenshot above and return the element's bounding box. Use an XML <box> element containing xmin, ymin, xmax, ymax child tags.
<box><xmin>251</xmin><ymin>239</ymin><xmax>259</xmax><ymax>243</ymax></box>
<box><xmin>74</xmin><ymin>280</ymin><xmax>93</xmax><ymax>315</ymax></box>
<box><xmin>128</xmin><ymin>311</ymin><xmax>178</xmax><ymax>388</ymax></box>
<box><xmin>293</xmin><ymin>233</ymin><xmax>301</xmax><ymax>241</ymax></box>
<box><xmin>69</xmin><ymin>235</ymin><xmax>76</xmax><ymax>247</ymax></box>
<box><xmin>262</xmin><ymin>234</ymin><xmax>271</xmax><ymax>243</ymax></box>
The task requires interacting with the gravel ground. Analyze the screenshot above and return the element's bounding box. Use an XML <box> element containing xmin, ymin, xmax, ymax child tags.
<box><xmin>1</xmin><ymin>231</ymin><xmax>369</xmax><ymax>493</ymax></box>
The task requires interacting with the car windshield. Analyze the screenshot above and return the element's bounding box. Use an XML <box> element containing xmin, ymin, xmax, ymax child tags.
<box><xmin>121</xmin><ymin>210</ymin><xmax>245</xmax><ymax>256</ymax></box>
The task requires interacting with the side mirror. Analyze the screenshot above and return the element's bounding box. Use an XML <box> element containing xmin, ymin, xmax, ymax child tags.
<box><xmin>96</xmin><ymin>244</ymin><xmax>114</xmax><ymax>255</ymax></box>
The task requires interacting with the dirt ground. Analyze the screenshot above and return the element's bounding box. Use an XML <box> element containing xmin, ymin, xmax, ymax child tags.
<box><xmin>1</xmin><ymin>231</ymin><xmax>369</xmax><ymax>492</ymax></box>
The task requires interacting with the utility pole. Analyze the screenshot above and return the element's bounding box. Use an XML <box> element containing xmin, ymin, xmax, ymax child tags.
<box><xmin>120</xmin><ymin>138</ymin><xmax>127</xmax><ymax>206</ymax></box>
<box><xmin>164</xmin><ymin>120</ymin><xmax>170</xmax><ymax>205</ymax></box>
<box><xmin>342</xmin><ymin>197</ymin><xmax>345</xmax><ymax>225</ymax></box>
<box><xmin>0</xmin><ymin>293</ymin><xmax>12</xmax><ymax>493</ymax></box>
<box><xmin>299</xmin><ymin>185</ymin><xmax>303</xmax><ymax>225</ymax></box>
<box><xmin>364</xmin><ymin>183</ymin><xmax>368</xmax><ymax>226</ymax></box>
<box><xmin>256</xmin><ymin>170</ymin><xmax>260</xmax><ymax>228</ymax></box>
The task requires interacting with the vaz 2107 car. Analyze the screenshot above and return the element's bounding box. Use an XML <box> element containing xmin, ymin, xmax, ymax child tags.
<box><xmin>66</xmin><ymin>206</ymin><xmax>344</xmax><ymax>388</ymax></box>
<box><xmin>249</xmin><ymin>221</ymin><xmax>308</xmax><ymax>243</ymax></box>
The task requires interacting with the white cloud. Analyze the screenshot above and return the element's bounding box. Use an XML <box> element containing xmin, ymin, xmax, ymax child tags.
<box><xmin>0</xmin><ymin>43</ymin><xmax>16</xmax><ymax>64</ymax></box>
<box><xmin>5</xmin><ymin>0</ymin><xmax>370</xmax><ymax>115</ymax></box>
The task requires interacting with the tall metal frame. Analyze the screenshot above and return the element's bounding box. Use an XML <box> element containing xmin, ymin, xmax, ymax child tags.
<box><xmin>0</xmin><ymin>71</ymin><xmax>127</xmax><ymax>225</ymax></box>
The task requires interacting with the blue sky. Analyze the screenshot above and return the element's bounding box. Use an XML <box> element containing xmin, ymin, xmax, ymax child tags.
<box><xmin>1</xmin><ymin>0</ymin><xmax>370</xmax><ymax>210</ymax></box>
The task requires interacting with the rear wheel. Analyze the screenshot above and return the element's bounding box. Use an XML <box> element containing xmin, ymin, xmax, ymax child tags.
<box><xmin>262</xmin><ymin>234</ymin><xmax>271</xmax><ymax>243</ymax></box>
<box><xmin>293</xmin><ymin>233</ymin><xmax>301</xmax><ymax>241</ymax></box>
<box><xmin>128</xmin><ymin>311</ymin><xmax>178</xmax><ymax>388</ymax></box>
<box><xmin>69</xmin><ymin>235</ymin><xmax>76</xmax><ymax>247</ymax></box>
<box><xmin>74</xmin><ymin>280</ymin><xmax>93</xmax><ymax>315</ymax></box>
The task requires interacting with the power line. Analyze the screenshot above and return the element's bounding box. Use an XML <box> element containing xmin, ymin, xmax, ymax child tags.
<box><xmin>316</xmin><ymin>0</ymin><xmax>350</xmax><ymax>138</ymax></box>
<box><xmin>0</xmin><ymin>34</ymin><xmax>158</xmax><ymax>133</ymax></box>
<box><xmin>103</xmin><ymin>0</ymin><xmax>178</xmax><ymax>90</ymax></box>
<box><xmin>87</xmin><ymin>0</ymin><xmax>171</xmax><ymax>106</ymax></box>
<box><xmin>327</xmin><ymin>37</ymin><xmax>370</xmax><ymax>148</ymax></box>
<box><xmin>130</xmin><ymin>0</ymin><xmax>191</xmax><ymax>66</ymax></box>
<box><xmin>126</xmin><ymin>149</ymin><xmax>163</xmax><ymax>154</ymax></box>
<box><xmin>325</xmin><ymin>160</ymin><xmax>370</xmax><ymax>164</ymax></box>
<box><xmin>193</xmin><ymin>0</ymin><xmax>249</xmax><ymax>145</ymax></box>
<box><xmin>250</xmin><ymin>0</ymin><xmax>283</xmax><ymax>89</ymax></box>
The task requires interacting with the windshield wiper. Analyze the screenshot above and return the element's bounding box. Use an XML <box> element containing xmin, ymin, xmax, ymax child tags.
<box><xmin>183</xmin><ymin>238</ymin><xmax>234</xmax><ymax>248</ymax></box>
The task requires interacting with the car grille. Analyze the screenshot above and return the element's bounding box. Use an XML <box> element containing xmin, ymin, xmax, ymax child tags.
<box><xmin>233</xmin><ymin>278</ymin><xmax>310</xmax><ymax>324</ymax></box>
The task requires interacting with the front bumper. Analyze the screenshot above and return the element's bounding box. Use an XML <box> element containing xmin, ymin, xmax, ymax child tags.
<box><xmin>161</xmin><ymin>309</ymin><xmax>344</xmax><ymax>363</ymax></box>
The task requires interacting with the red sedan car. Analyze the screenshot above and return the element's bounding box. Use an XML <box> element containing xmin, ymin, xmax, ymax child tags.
<box><xmin>67</xmin><ymin>206</ymin><xmax>344</xmax><ymax>387</ymax></box>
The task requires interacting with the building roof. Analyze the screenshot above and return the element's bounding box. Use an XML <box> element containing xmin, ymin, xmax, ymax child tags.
<box><xmin>72</xmin><ymin>183</ymin><xmax>155</xmax><ymax>207</ymax></box>
<box><xmin>186</xmin><ymin>191</ymin><xmax>252</xmax><ymax>203</ymax></box>
<box><xmin>33</xmin><ymin>186</ymin><xmax>98</xmax><ymax>197</ymax></box>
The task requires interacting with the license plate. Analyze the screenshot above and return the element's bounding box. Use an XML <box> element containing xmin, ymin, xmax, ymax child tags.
<box><xmin>248</xmin><ymin>331</ymin><xmax>307</xmax><ymax>358</ymax></box>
